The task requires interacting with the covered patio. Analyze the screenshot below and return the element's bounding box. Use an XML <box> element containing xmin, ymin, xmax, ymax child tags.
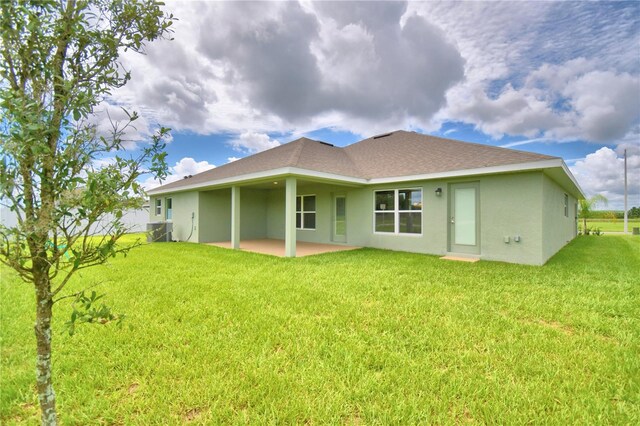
<box><xmin>207</xmin><ymin>239</ymin><xmax>360</xmax><ymax>257</ymax></box>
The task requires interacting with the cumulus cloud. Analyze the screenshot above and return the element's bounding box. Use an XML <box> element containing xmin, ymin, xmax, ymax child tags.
<box><xmin>87</xmin><ymin>103</ymin><xmax>159</xmax><ymax>150</ymax></box>
<box><xmin>570</xmin><ymin>147</ymin><xmax>640</xmax><ymax>209</ymax></box>
<box><xmin>106</xmin><ymin>1</ymin><xmax>637</xmax><ymax>146</ymax></box>
<box><xmin>228</xmin><ymin>131</ymin><xmax>280</xmax><ymax>154</ymax></box>
<box><xmin>561</xmin><ymin>70</ymin><xmax>640</xmax><ymax>141</ymax></box>
<box><xmin>310</xmin><ymin>6</ymin><xmax>465</xmax><ymax>133</ymax></box>
<box><xmin>417</xmin><ymin>2</ymin><xmax>640</xmax><ymax>143</ymax></box>
<box><xmin>448</xmin><ymin>59</ymin><xmax>640</xmax><ymax>143</ymax></box>
<box><xmin>142</xmin><ymin>157</ymin><xmax>215</xmax><ymax>190</ymax></box>
<box><xmin>112</xmin><ymin>0</ymin><xmax>465</xmax><ymax>138</ymax></box>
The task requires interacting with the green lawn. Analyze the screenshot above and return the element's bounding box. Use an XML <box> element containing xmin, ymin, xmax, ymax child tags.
<box><xmin>1</xmin><ymin>236</ymin><xmax>639</xmax><ymax>424</ymax></box>
<box><xmin>584</xmin><ymin>219</ymin><xmax>640</xmax><ymax>232</ymax></box>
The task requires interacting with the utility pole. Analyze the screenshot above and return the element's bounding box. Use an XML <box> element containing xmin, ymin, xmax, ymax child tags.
<box><xmin>624</xmin><ymin>149</ymin><xmax>628</xmax><ymax>234</ymax></box>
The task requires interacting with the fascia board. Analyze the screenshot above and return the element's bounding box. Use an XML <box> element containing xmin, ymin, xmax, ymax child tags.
<box><xmin>560</xmin><ymin>161</ymin><xmax>586</xmax><ymax>199</ymax></box>
<box><xmin>147</xmin><ymin>167</ymin><xmax>367</xmax><ymax>195</ymax></box>
<box><xmin>147</xmin><ymin>159</ymin><xmax>585</xmax><ymax>198</ymax></box>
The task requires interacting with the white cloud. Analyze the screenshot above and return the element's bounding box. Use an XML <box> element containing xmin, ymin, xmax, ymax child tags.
<box><xmin>448</xmin><ymin>60</ymin><xmax>640</xmax><ymax>143</ymax></box>
<box><xmin>142</xmin><ymin>157</ymin><xmax>215</xmax><ymax>190</ymax></box>
<box><xmin>229</xmin><ymin>131</ymin><xmax>280</xmax><ymax>154</ymax></box>
<box><xmin>570</xmin><ymin>147</ymin><xmax>640</xmax><ymax>209</ymax></box>
<box><xmin>109</xmin><ymin>1</ymin><xmax>465</xmax><ymax>138</ymax></box>
<box><xmin>103</xmin><ymin>1</ymin><xmax>638</xmax><ymax>145</ymax></box>
<box><xmin>560</xmin><ymin>70</ymin><xmax>640</xmax><ymax>142</ymax></box>
<box><xmin>87</xmin><ymin>102</ymin><xmax>160</xmax><ymax>150</ymax></box>
<box><xmin>227</xmin><ymin>157</ymin><xmax>241</xmax><ymax>163</ymax></box>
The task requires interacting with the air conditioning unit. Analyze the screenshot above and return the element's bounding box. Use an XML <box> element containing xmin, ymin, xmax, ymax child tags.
<box><xmin>147</xmin><ymin>222</ymin><xmax>173</xmax><ymax>242</ymax></box>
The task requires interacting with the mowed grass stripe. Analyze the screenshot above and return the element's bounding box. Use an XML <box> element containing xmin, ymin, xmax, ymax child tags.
<box><xmin>1</xmin><ymin>235</ymin><xmax>639</xmax><ymax>424</ymax></box>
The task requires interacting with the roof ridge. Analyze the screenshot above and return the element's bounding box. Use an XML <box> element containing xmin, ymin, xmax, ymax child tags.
<box><xmin>288</xmin><ymin>137</ymin><xmax>307</xmax><ymax>166</ymax></box>
<box><xmin>421</xmin><ymin>133</ymin><xmax>558</xmax><ymax>160</ymax></box>
<box><xmin>342</xmin><ymin>147</ymin><xmax>367</xmax><ymax>178</ymax></box>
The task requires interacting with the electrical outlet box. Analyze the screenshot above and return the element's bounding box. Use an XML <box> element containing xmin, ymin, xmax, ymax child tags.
<box><xmin>503</xmin><ymin>236</ymin><xmax>510</xmax><ymax>243</ymax></box>
<box><xmin>514</xmin><ymin>235</ymin><xmax>521</xmax><ymax>242</ymax></box>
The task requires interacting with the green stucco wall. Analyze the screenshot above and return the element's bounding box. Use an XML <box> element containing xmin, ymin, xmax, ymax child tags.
<box><xmin>198</xmin><ymin>188</ymin><xmax>268</xmax><ymax>242</ymax></box>
<box><xmin>198</xmin><ymin>189</ymin><xmax>231</xmax><ymax>242</ymax></box>
<box><xmin>149</xmin><ymin>192</ymin><xmax>199</xmax><ymax>242</ymax></box>
<box><xmin>541</xmin><ymin>174</ymin><xmax>577</xmax><ymax>262</ymax></box>
<box><xmin>344</xmin><ymin>172</ymin><xmax>546</xmax><ymax>265</ymax></box>
<box><xmin>476</xmin><ymin>173</ymin><xmax>544</xmax><ymax>264</ymax></box>
<box><xmin>240</xmin><ymin>188</ymin><xmax>268</xmax><ymax>239</ymax></box>
<box><xmin>156</xmin><ymin>170</ymin><xmax>576</xmax><ymax>265</ymax></box>
<box><xmin>266</xmin><ymin>183</ymin><xmax>337</xmax><ymax>243</ymax></box>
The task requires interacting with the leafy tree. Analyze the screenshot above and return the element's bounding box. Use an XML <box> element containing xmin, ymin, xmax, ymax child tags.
<box><xmin>578</xmin><ymin>194</ymin><xmax>608</xmax><ymax>232</ymax></box>
<box><xmin>628</xmin><ymin>206</ymin><xmax>640</xmax><ymax>219</ymax></box>
<box><xmin>0</xmin><ymin>1</ymin><xmax>173</xmax><ymax>424</ymax></box>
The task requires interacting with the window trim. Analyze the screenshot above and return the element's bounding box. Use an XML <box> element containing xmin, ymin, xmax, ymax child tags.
<box><xmin>564</xmin><ymin>193</ymin><xmax>569</xmax><ymax>217</ymax></box>
<box><xmin>296</xmin><ymin>194</ymin><xmax>317</xmax><ymax>231</ymax></box>
<box><xmin>155</xmin><ymin>198</ymin><xmax>162</xmax><ymax>216</ymax></box>
<box><xmin>373</xmin><ymin>188</ymin><xmax>423</xmax><ymax>236</ymax></box>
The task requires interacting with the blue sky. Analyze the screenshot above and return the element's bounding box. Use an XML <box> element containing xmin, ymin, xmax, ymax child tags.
<box><xmin>102</xmin><ymin>1</ymin><xmax>639</xmax><ymax>209</ymax></box>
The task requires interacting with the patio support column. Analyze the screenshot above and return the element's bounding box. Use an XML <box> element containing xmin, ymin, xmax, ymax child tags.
<box><xmin>231</xmin><ymin>186</ymin><xmax>240</xmax><ymax>249</ymax></box>
<box><xmin>285</xmin><ymin>177</ymin><xmax>297</xmax><ymax>257</ymax></box>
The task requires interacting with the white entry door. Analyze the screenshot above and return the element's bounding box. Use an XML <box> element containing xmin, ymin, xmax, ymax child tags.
<box><xmin>449</xmin><ymin>183</ymin><xmax>480</xmax><ymax>254</ymax></box>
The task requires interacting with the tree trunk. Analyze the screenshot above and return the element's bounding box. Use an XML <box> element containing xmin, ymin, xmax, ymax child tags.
<box><xmin>34</xmin><ymin>272</ymin><xmax>58</xmax><ymax>426</ymax></box>
<box><xmin>583</xmin><ymin>217</ymin><xmax>587</xmax><ymax>233</ymax></box>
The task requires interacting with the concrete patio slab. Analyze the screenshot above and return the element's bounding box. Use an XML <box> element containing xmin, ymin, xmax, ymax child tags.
<box><xmin>207</xmin><ymin>239</ymin><xmax>360</xmax><ymax>257</ymax></box>
<box><xmin>440</xmin><ymin>255</ymin><xmax>480</xmax><ymax>263</ymax></box>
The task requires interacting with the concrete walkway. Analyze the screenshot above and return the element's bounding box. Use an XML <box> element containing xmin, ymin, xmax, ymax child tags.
<box><xmin>207</xmin><ymin>239</ymin><xmax>360</xmax><ymax>257</ymax></box>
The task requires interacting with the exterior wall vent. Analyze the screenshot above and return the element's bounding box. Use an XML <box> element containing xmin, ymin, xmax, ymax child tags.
<box><xmin>373</xmin><ymin>132</ymin><xmax>393</xmax><ymax>139</ymax></box>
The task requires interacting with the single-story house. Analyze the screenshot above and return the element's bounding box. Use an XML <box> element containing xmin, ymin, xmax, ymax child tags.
<box><xmin>147</xmin><ymin>130</ymin><xmax>584</xmax><ymax>265</ymax></box>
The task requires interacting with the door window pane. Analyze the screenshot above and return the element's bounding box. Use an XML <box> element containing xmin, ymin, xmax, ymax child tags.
<box><xmin>454</xmin><ymin>188</ymin><xmax>476</xmax><ymax>245</ymax></box>
<box><xmin>296</xmin><ymin>213</ymin><xmax>301</xmax><ymax>229</ymax></box>
<box><xmin>165</xmin><ymin>198</ymin><xmax>172</xmax><ymax>220</ymax></box>
<box><xmin>335</xmin><ymin>197</ymin><xmax>346</xmax><ymax>236</ymax></box>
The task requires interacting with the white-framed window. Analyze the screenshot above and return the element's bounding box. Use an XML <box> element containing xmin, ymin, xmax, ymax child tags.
<box><xmin>296</xmin><ymin>195</ymin><xmax>316</xmax><ymax>230</ymax></box>
<box><xmin>155</xmin><ymin>199</ymin><xmax>162</xmax><ymax>216</ymax></box>
<box><xmin>165</xmin><ymin>198</ymin><xmax>173</xmax><ymax>221</ymax></box>
<box><xmin>564</xmin><ymin>193</ymin><xmax>568</xmax><ymax>217</ymax></box>
<box><xmin>374</xmin><ymin>188</ymin><xmax>422</xmax><ymax>234</ymax></box>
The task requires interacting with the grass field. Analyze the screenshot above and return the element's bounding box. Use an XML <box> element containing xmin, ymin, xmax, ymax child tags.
<box><xmin>1</xmin><ymin>235</ymin><xmax>639</xmax><ymax>424</ymax></box>
<box><xmin>583</xmin><ymin>219</ymin><xmax>640</xmax><ymax>232</ymax></box>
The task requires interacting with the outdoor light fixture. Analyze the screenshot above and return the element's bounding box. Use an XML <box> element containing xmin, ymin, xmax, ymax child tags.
<box><xmin>435</xmin><ymin>188</ymin><xmax>442</xmax><ymax>197</ymax></box>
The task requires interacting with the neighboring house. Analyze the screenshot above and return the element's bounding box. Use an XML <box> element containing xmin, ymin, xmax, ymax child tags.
<box><xmin>147</xmin><ymin>130</ymin><xmax>584</xmax><ymax>265</ymax></box>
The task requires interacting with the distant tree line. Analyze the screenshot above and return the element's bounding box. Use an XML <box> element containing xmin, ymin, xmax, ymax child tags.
<box><xmin>588</xmin><ymin>208</ymin><xmax>640</xmax><ymax>219</ymax></box>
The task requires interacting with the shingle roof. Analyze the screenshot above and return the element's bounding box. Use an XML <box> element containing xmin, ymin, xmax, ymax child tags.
<box><xmin>345</xmin><ymin>130</ymin><xmax>555</xmax><ymax>179</ymax></box>
<box><xmin>149</xmin><ymin>130</ymin><xmax>558</xmax><ymax>193</ymax></box>
<box><xmin>152</xmin><ymin>137</ymin><xmax>359</xmax><ymax>192</ymax></box>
